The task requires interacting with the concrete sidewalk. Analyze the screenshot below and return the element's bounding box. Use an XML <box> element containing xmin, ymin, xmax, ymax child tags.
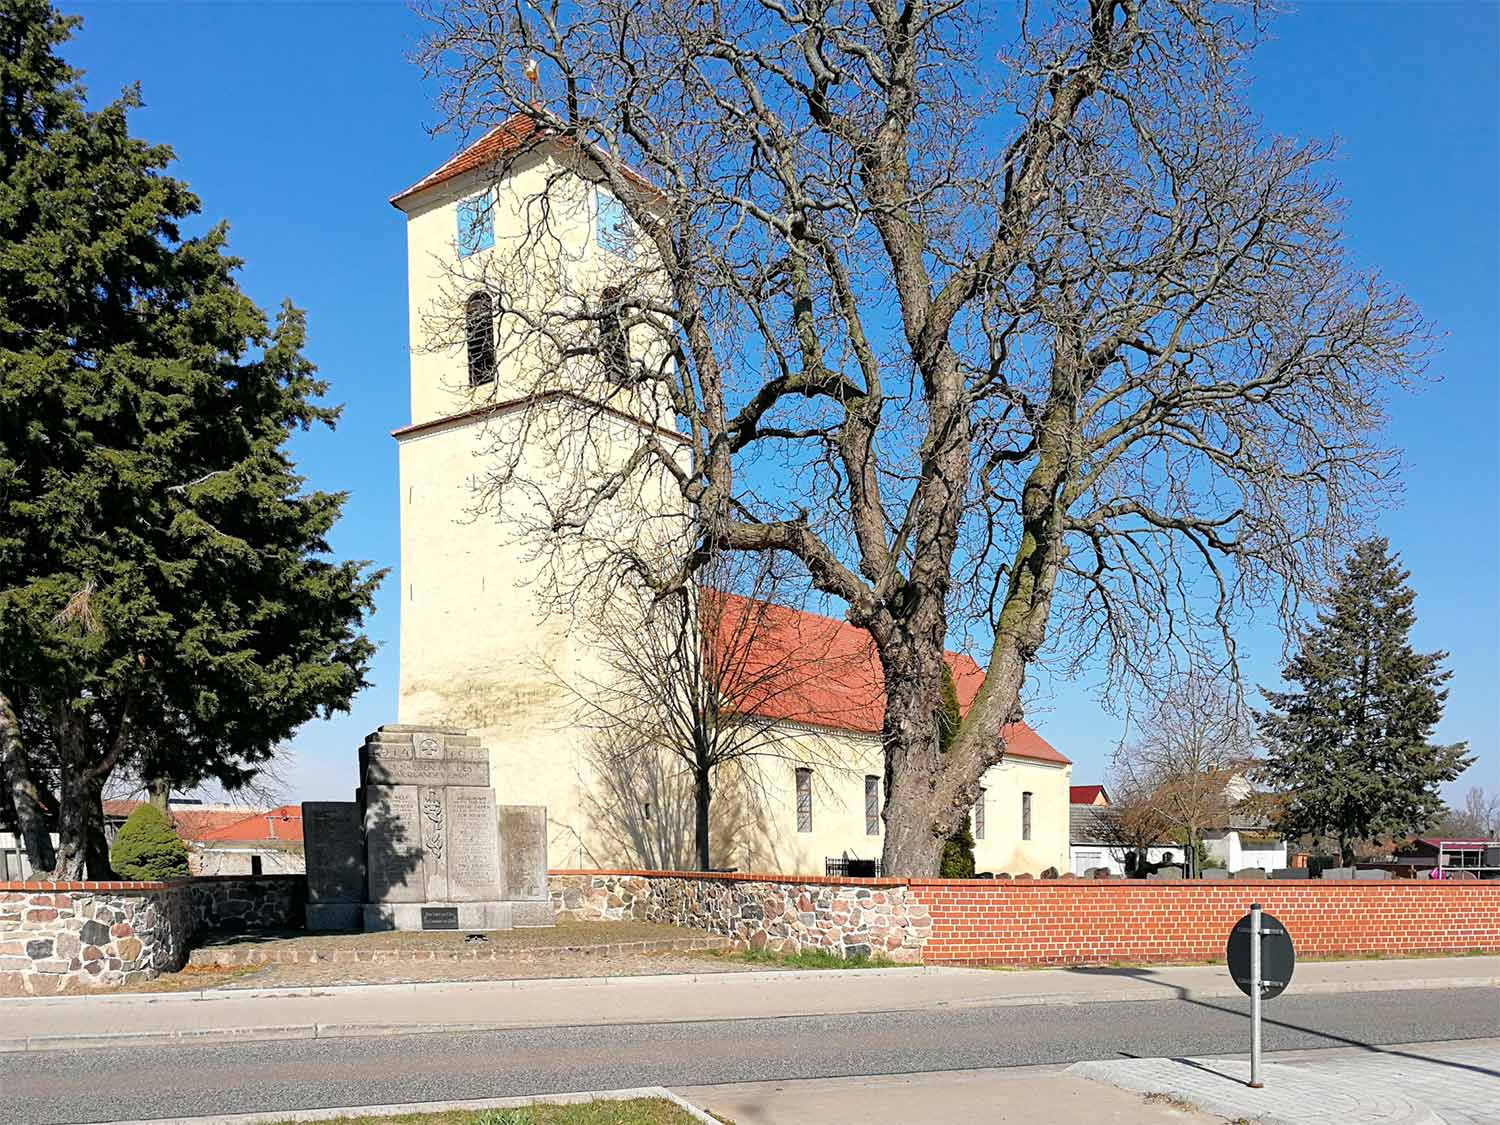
<box><xmin>680</xmin><ymin>1064</ymin><xmax>1225</xmax><ymax>1124</ymax></box>
<box><xmin>2</xmin><ymin>955</ymin><xmax>1496</xmax><ymax>1051</ymax></box>
<box><xmin>1070</xmin><ymin>1037</ymin><xmax>1500</xmax><ymax>1125</ymax></box>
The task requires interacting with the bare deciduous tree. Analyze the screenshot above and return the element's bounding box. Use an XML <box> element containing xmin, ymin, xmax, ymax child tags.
<box><xmin>415</xmin><ymin>0</ymin><xmax>1429</xmax><ymax>873</ymax></box>
<box><xmin>561</xmin><ymin>559</ymin><xmax>859</xmax><ymax>870</ymax></box>
<box><xmin>1430</xmin><ymin>787</ymin><xmax>1500</xmax><ymax>840</ymax></box>
<box><xmin>1111</xmin><ymin>671</ymin><xmax>1251</xmax><ymax>874</ymax></box>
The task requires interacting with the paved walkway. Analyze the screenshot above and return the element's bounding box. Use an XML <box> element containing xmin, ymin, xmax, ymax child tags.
<box><xmin>681</xmin><ymin>1065</ymin><xmax>1225</xmax><ymax>1124</ymax></box>
<box><xmin>1071</xmin><ymin>1039</ymin><xmax>1500</xmax><ymax>1125</ymax></box>
<box><xmin>1</xmin><ymin>955</ymin><xmax>1495</xmax><ymax>1051</ymax></box>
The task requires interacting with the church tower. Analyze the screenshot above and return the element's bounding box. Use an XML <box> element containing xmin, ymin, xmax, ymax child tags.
<box><xmin>388</xmin><ymin>118</ymin><xmax>678</xmax><ymax>867</ymax></box>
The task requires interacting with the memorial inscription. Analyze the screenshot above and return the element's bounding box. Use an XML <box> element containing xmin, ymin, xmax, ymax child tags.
<box><xmin>365</xmin><ymin>785</ymin><xmax>425</xmax><ymax>903</ymax></box>
<box><xmin>447</xmin><ymin>786</ymin><xmax>503</xmax><ymax>900</ymax></box>
<box><xmin>499</xmin><ymin>805</ymin><xmax>548</xmax><ymax>900</ymax></box>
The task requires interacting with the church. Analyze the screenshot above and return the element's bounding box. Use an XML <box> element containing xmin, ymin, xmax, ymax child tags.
<box><xmin>386</xmin><ymin>117</ymin><xmax>1072</xmax><ymax>877</ymax></box>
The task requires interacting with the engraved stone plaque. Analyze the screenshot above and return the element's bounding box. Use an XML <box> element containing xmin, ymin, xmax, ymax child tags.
<box><xmin>303</xmin><ymin>801</ymin><xmax>364</xmax><ymax>903</ymax></box>
<box><xmin>365</xmin><ymin>785</ymin><xmax>425</xmax><ymax>903</ymax></box>
<box><xmin>363</xmin><ymin>753</ymin><xmax>490</xmax><ymax>788</ymax></box>
<box><xmin>446</xmin><ymin>787</ymin><xmax>502</xmax><ymax>901</ymax></box>
<box><xmin>421</xmin><ymin>906</ymin><xmax>459</xmax><ymax>930</ymax></box>
<box><xmin>499</xmin><ymin>805</ymin><xmax>548</xmax><ymax>901</ymax></box>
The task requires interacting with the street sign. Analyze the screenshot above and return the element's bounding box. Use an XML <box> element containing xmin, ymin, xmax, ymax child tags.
<box><xmin>1227</xmin><ymin>908</ymin><xmax>1296</xmax><ymax>999</ymax></box>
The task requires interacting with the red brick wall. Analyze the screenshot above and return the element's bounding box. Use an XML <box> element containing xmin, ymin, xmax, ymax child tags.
<box><xmin>908</xmin><ymin>879</ymin><xmax>1500</xmax><ymax>965</ymax></box>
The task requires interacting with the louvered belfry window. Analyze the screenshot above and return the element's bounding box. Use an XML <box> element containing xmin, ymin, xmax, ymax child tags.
<box><xmin>795</xmin><ymin>768</ymin><xmax>813</xmax><ymax>833</ymax></box>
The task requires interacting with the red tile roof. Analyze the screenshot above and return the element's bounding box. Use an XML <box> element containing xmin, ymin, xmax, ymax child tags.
<box><xmin>197</xmin><ymin>805</ymin><xmax>304</xmax><ymax>845</ymax></box>
<box><xmin>708</xmin><ymin>592</ymin><xmax>1069</xmax><ymax>766</ymax></box>
<box><xmin>390</xmin><ymin>112</ymin><xmax>659</xmax><ymax>207</ymax></box>
<box><xmin>390</xmin><ymin>115</ymin><xmax>543</xmax><ymax>206</ymax></box>
<box><xmin>1070</xmin><ymin>785</ymin><xmax>1110</xmax><ymax>805</ymax></box>
<box><xmin>102</xmin><ymin>801</ymin><xmax>297</xmax><ymax>844</ymax></box>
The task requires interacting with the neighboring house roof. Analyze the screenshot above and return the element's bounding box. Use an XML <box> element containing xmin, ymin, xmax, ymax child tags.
<box><xmin>1070</xmin><ymin>784</ymin><xmax>1109</xmax><ymax>805</ymax></box>
<box><xmin>390</xmin><ymin>112</ymin><xmax>658</xmax><ymax>207</ymax></box>
<box><xmin>1069</xmin><ymin>803</ymin><xmax>1118</xmax><ymax>845</ymax></box>
<box><xmin>710</xmin><ymin>592</ymin><xmax>1069</xmax><ymax>766</ymax></box>
<box><xmin>197</xmin><ymin>805</ymin><xmax>304</xmax><ymax>845</ymax></box>
<box><xmin>102</xmin><ymin>800</ymin><xmax>291</xmax><ymax>844</ymax></box>
<box><xmin>1415</xmin><ymin>837</ymin><xmax>1496</xmax><ymax>849</ymax></box>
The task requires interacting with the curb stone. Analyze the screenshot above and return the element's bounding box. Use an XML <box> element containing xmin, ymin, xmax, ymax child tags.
<box><xmin>91</xmin><ymin>1085</ymin><xmax>721</xmax><ymax>1125</ymax></box>
<box><xmin>0</xmin><ymin>962</ymin><xmax>957</xmax><ymax>1006</ymax></box>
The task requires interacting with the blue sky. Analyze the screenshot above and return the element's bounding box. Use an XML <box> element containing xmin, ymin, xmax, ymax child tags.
<box><xmin>63</xmin><ymin>2</ymin><xmax>1497</xmax><ymax>805</ymax></box>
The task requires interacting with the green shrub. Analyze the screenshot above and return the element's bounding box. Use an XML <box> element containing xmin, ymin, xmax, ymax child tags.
<box><xmin>109</xmin><ymin>803</ymin><xmax>190</xmax><ymax>879</ymax></box>
<box><xmin>941</xmin><ymin>823</ymin><xmax>977</xmax><ymax>878</ymax></box>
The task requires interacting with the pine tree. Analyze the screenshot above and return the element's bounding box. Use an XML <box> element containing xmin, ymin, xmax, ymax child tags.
<box><xmin>1258</xmin><ymin>538</ymin><xmax>1470</xmax><ymax>864</ymax></box>
<box><xmin>0</xmin><ymin>0</ymin><xmax>382</xmax><ymax>877</ymax></box>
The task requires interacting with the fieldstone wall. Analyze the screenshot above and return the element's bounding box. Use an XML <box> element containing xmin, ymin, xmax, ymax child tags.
<box><xmin>188</xmin><ymin>875</ymin><xmax>305</xmax><ymax>932</ymax></box>
<box><xmin>0</xmin><ymin>885</ymin><xmax>192</xmax><ymax>994</ymax></box>
<box><xmin>550</xmin><ymin>871</ymin><xmax>930</xmax><ymax>961</ymax></box>
<box><xmin>1</xmin><ymin>874</ymin><xmax>307</xmax><ymax>994</ymax></box>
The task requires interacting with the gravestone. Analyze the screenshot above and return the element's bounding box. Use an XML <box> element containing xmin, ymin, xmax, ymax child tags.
<box><xmin>1269</xmin><ymin>868</ymin><xmax>1308</xmax><ymax>880</ymax></box>
<box><xmin>1354</xmin><ymin>868</ymin><xmax>1390</xmax><ymax>880</ymax></box>
<box><xmin>1321</xmin><ymin>867</ymin><xmax>1355</xmax><ymax>880</ymax></box>
<box><xmin>1201</xmin><ymin>868</ymin><xmax>1229</xmax><ymax>881</ymax></box>
<box><xmin>1233</xmin><ymin>867</ymin><xmax>1267</xmax><ymax>880</ymax></box>
<box><xmin>298</xmin><ymin>724</ymin><xmax>553</xmax><ymax>932</ymax></box>
<box><xmin>1149</xmin><ymin>865</ymin><xmax>1184</xmax><ymax>880</ymax></box>
<box><xmin>303</xmin><ymin>801</ymin><xmax>365</xmax><ymax>929</ymax></box>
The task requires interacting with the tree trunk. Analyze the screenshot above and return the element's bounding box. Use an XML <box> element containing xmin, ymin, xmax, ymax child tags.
<box><xmin>1</xmin><ymin>691</ymin><xmax>56</xmax><ymax>874</ymax></box>
<box><xmin>47</xmin><ymin>716</ymin><xmax>114</xmax><ymax>880</ymax></box>
<box><xmin>879</xmin><ymin>649</ymin><xmax>949</xmax><ymax>877</ymax></box>
<box><xmin>694</xmin><ymin>768</ymin><xmax>712</xmax><ymax>872</ymax></box>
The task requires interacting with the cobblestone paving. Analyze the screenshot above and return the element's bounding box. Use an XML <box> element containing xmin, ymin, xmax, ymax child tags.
<box><xmin>1070</xmin><ymin>1040</ymin><xmax>1500</xmax><ymax>1125</ymax></box>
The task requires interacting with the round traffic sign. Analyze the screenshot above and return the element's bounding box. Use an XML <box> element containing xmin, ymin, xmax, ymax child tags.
<box><xmin>1226</xmin><ymin>909</ymin><xmax>1296</xmax><ymax>999</ymax></box>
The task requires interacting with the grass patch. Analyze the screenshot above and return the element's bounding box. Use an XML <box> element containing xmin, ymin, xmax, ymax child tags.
<box><xmin>700</xmin><ymin>946</ymin><xmax>899</xmax><ymax>970</ymax></box>
<box><xmin>1145</xmin><ymin>1092</ymin><xmax>1201</xmax><ymax>1112</ymax></box>
<box><xmin>267</xmin><ymin>1097</ymin><xmax>706</xmax><ymax>1124</ymax></box>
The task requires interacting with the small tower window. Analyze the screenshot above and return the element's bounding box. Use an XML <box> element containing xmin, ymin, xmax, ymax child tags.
<box><xmin>865</xmin><ymin>775</ymin><xmax>880</xmax><ymax>836</ymax></box>
<box><xmin>599</xmin><ymin>287</ymin><xmax>630</xmax><ymax>384</ymax></box>
<box><xmin>974</xmin><ymin>787</ymin><xmax>986</xmax><ymax>840</ymax></box>
<box><xmin>465</xmin><ymin>292</ymin><xmax>495</xmax><ymax>386</ymax></box>
<box><xmin>1021</xmin><ymin>791</ymin><xmax>1033</xmax><ymax>841</ymax></box>
<box><xmin>596</xmin><ymin>186</ymin><xmax>633</xmax><ymax>259</ymax></box>
<box><xmin>457</xmin><ymin>193</ymin><xmax>494</xmax><ymax>257</ymax></box>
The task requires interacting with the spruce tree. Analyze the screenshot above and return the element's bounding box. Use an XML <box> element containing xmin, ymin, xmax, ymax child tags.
<box><xmin>1258</xmin><ymin>538</ymin><xmax>1469</xmax><ymax>864</ymax></box>
<box><xmin>0</xmin><ymin>0</ymin><xmax>381</xmax><ymax>877</ymax></box>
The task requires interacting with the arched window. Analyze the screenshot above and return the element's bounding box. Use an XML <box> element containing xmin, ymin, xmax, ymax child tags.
<box><xmin>599</xmin><ymin>286</ymin><xmax>630</xmax><ymax>384</ymax></box>
<box><xmin>465</xmin><ymin>292</ymin><xmax>495</xmax><ymax>387</ymax></box>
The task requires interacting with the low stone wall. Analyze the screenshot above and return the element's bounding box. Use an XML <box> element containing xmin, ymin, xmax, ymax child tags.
<box><xmin>187</xmin><ymin>875</ymin><xmax>305</xmax><ymax>932</ymax></box>
<box><xmin>550</xmin><ymin>870</ymin><xmax>930</xmax><ymax>961</ymax></box>
<box><xmin>0</xmin><ymin>874</ymin><xmax>307</xmax><ymax>993</ymax></box>
<box><xmin>549</xmin><ymin>869</ymin><xmax>1500</xmax><ymax>967</ymax></box>
<box><xmin>0</xmin><ymin>883</ymin><xmax>190</xmax><ymax>993</ymax></box>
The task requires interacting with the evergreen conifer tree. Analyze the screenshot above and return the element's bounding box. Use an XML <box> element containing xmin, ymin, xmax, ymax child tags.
<box><xmin>108</xmin><ymin>803</ymin><xmax>190</xmax><ymax>880</ymax></box>
<box><xmin>1258</xmin><ymin>538</ymin><xmax>1469</xmax><ymax>864</ymax></box>
<box><xmin>936</xmin><ymin>666</ymin><xmax>976</xmax><ymax>878</ymax></box>
<box><xmin>0</xmin><ymin>0</ymin><xmax>381</xmax><ymax>877</ymax></box>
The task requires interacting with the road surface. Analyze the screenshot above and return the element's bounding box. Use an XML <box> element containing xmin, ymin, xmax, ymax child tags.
<box><xmin>2</xmin><ymin>986</ymin><xmax>1496</xmax><ymax>1123</ymax></box>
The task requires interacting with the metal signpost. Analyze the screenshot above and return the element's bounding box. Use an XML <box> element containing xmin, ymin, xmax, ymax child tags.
<box><xmin>1226</xmin><ymin>903</ymin><xmax>1296</xmax><ymax>1088</ymax></box>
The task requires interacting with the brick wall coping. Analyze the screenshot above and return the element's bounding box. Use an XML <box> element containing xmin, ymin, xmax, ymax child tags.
<box><xmin>548</xmin><ymin>868</ymin><xmax>907</xmax><ymax>887</ymax></box>
<box><xmin>548</xmin><ymin>868</ymin><xmax>1497</xmax><ymax>891</ymax></box>
<box><xmin>0</xmin><ymin>873</ymin><xmax>306</xmax><ymax>893</ymax></box>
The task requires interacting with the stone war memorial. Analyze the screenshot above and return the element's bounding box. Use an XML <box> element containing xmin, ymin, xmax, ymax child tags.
<box><xmin>301</xmin><ymin>725</ymin><xmax>552</xmax><ymax>931</ymax></box>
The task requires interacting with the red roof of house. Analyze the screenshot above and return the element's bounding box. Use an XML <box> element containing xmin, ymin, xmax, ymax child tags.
<box><xmin>390</xmin><ymin>113</ymin><xmax>658</xmax><ymax>207</ymax></box>
<box><xmin>103</xmin><ymin>801</ymin><xmax>305</xmax><ymax>845</ymax></box>
<box><xmin>197</xmin><ymin>805</ymin><xmax>304</xmax><ymax>845</ymax></box>
<box><xmin>708</xmin><ymin>592</ymin><xmax>1069</xmax><ymax>766</ymax></box>
<box><xmin>1070</xmin><ymin>785</ymin><xmax>1109</xmax><ymax>805</ymax></box>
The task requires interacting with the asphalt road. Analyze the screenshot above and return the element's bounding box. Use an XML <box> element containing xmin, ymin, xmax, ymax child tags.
<box><xmin>3</xmin><ymin>987</ymin><xmax>1496</xmax><ymax>1124</ymax></box>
